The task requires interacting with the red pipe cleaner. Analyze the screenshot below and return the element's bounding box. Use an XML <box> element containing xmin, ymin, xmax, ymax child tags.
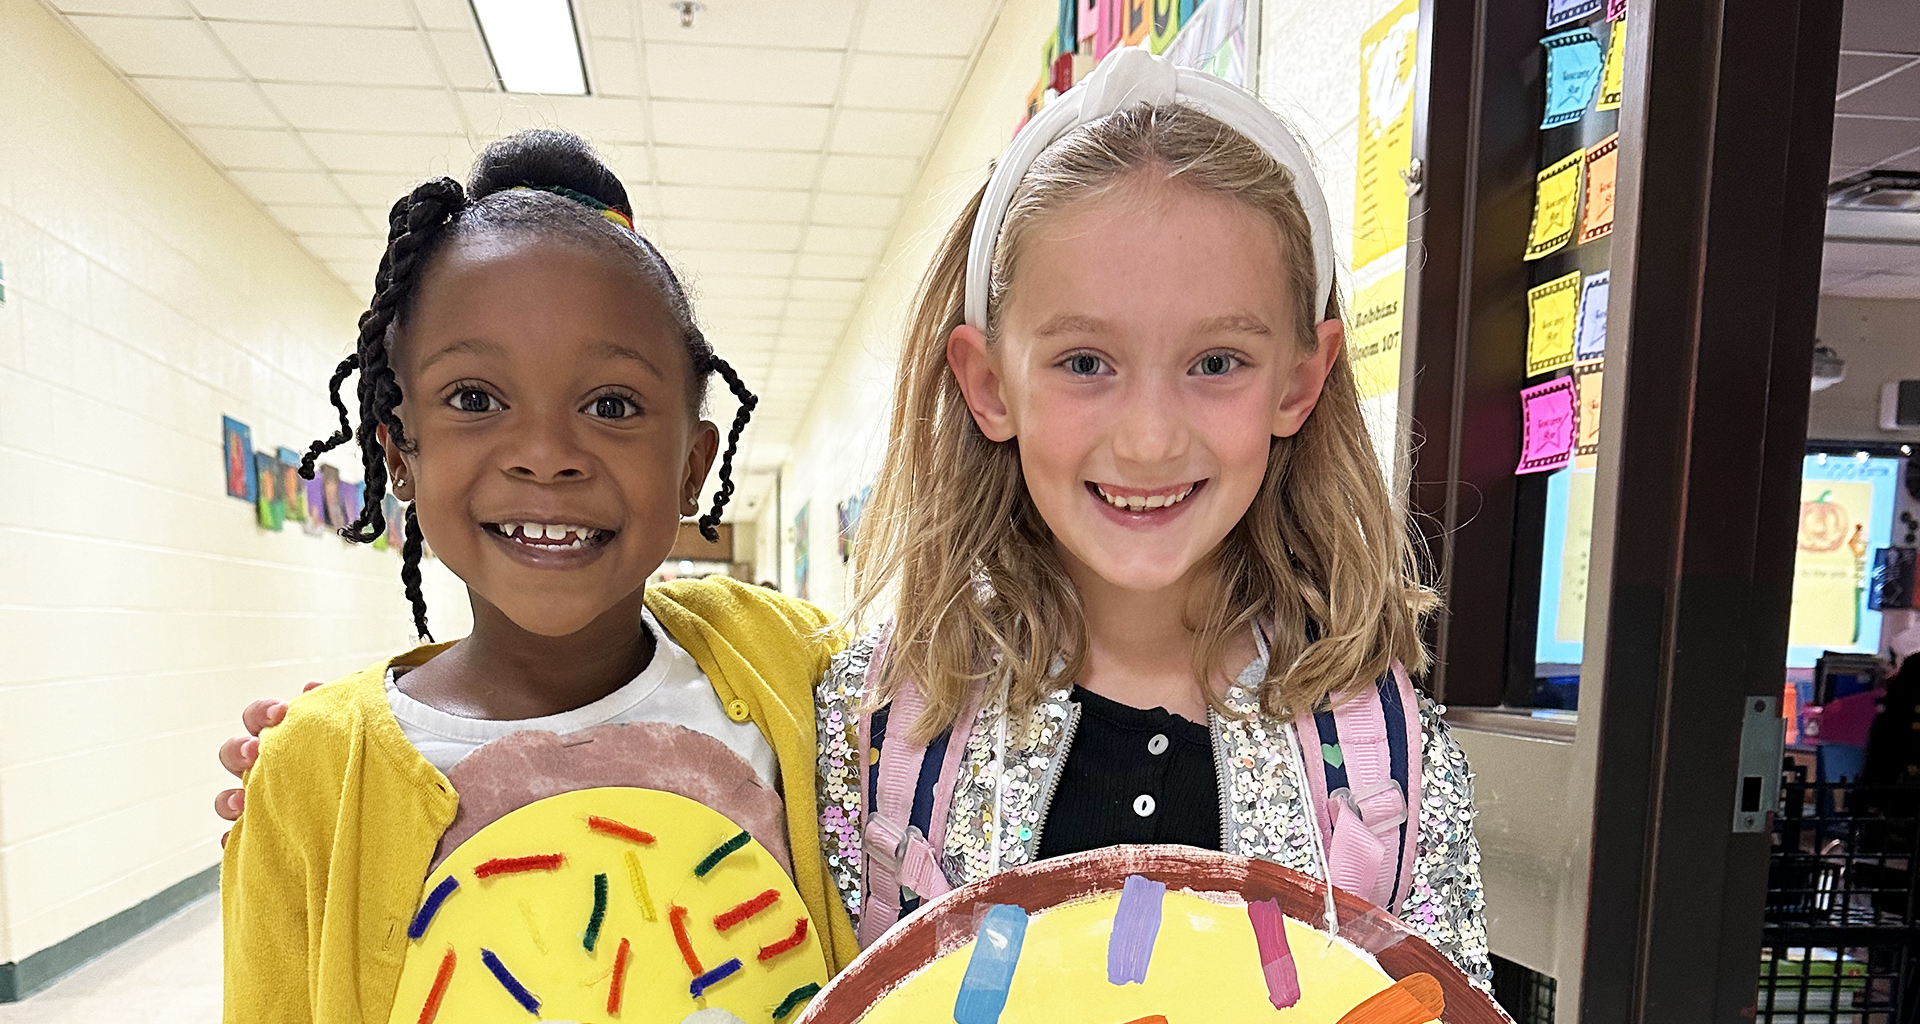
<box><xmin>472</xmin><ymin>854</ymin><xmax>563</xmax><ymax>878</ymax></box>
<box><xmin>756</xmin><ymin>918</ymin><xmax>810</xmax><ymax>962</ymax></box>
<box><xmin>713</xmin><ymin>889</ymin><xmax>780</xmax><ymax>931</ymax></box>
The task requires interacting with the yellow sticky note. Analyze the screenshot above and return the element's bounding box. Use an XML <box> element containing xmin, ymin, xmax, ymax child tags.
<box><xmin>1525</xmin><ymin>149</ymin><xmax>1584</xmax><ymax>260</ymax></box>
<box><xmin>1574</xmin><ymin>359</ymin><xmax>1604</xmax><ymax>468</ymax></box>
<box><xmin>1598</xmin><ymin>18</ymin><xmax>1626</xmax><ymax>111</ymax></box>
<box><xmin>1527</xmin><ymin>271</ymin><xmax>1583</xmax><ymax>376</ymax></box>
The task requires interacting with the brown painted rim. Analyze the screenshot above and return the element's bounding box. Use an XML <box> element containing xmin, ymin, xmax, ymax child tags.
<box><xmin>797</xmin><ymin>845</ymin><xmax>1509</xmax><ymax>1023</ymax></box>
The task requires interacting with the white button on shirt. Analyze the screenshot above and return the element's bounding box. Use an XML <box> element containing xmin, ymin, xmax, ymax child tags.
<box><xmin>1133</xmin><ymin>793</ymin><xmax>1157</xmax><ymax>817</ymax></box>
<box><xmin>1147</xmin><ymin>733</ymin><xmax>1170</xmax><ymax>756</ymax></box>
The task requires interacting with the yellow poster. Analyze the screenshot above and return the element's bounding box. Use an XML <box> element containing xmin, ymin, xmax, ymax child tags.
<box><xmin>1789</xmin><ymin>481</ymin><xmax>1871</xmax><ymax>648</ymax></box>
<box><xmin>1525</xmin><ymin>149</ymin><xmax>1585</xmax><ymax>260</ymax></box>
<box><xmin>1349</xmin><ymin>249</ymin><xmax>1407</xmax><ymax>399</ymax></box>
<box><xmin>1352</xmin><ymin>0</ymin><xmax>1420</xmax><ymax>269</ymax></box>
<box><xmin>1556</xmin><ymin>469</ymin><xmax>1597</xmax><ymax>644</ymax></box>
<box><xmin>1597</xmin><ymin>18</ymin><xmax>1626</xmax><ymax>111</ymax></box>
<box><xmin>1527</xmin><ymin>271</ymin><xmax>1583</xmax><ymax>376</ymax></box>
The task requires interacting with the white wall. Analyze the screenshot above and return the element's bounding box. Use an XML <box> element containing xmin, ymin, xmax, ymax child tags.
<box><xmin>1812</xmin><ymin>296</ymin><xmax>1920</xmax><ymax>444</ymax></box>
<box><xmin>0</xmin><ymin>0</ymin><xmax>466</xmax><ymax>965</ymax></box>
<box><xmin>774</xmin><ymin>0</ymin><xmax>1057</xmax><ymax>617</ymax></box>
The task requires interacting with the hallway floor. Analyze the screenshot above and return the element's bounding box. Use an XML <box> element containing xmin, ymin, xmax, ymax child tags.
<box><xmin>0</xmin><ymin>896</ymin><xmax>219</xmax><ymax>1023</ymax></box>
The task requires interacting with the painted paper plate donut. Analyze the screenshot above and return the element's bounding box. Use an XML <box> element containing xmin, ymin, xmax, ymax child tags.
<box><xmin>796</xmin><ymin>846</ymin><xmax>1509</xmax><ymax>1024</ymax></box>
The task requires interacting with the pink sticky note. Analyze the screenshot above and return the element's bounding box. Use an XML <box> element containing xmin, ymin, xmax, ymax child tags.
<box><xmin>1519</xmin><ymin>377</ymin><xmax>1577</xmax><ymax>474</ymax></box>
<box><xmin>1093</xmin><ymin>0</ymin><xmax>1122</xmax><ymax>56</ymax></box>
<box><xmin>1607</xmin><ymin>0</ymin><xmax>1627</xmax><ymax>19</ymax></box>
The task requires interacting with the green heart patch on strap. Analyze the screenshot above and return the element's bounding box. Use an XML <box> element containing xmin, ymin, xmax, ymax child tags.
<box><xmin>1321</xmin><ymin>743</ymin><xmax>1344</xmax><ymax>769</ymax></box>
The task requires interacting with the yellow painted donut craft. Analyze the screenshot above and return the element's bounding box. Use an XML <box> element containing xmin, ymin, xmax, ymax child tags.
<box><xmin>387</xmin><ymin>788</ymin><xmax>828</xmax><ymax>1024</ymax></box>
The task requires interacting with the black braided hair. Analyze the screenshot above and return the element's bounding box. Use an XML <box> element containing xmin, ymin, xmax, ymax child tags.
<box><xmin>296</xmin><ymin>129</ymin><xmax>758</xmax><ymax>638</ymax></box>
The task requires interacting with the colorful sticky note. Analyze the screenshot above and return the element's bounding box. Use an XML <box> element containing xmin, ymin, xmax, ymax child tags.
<box><xmin>1527</xmin><ymin>270</ymin><xmax>1583</xmax><ymax>376</ymax></box>
<box><xmin>1597</xmin><ymin>18</ymin><xmax>1626</xmax><ymax>110</ymax></box>
<box><xmin>1574</xmin><ymin>360</ymin><xmax>1604</xmax><ymax>464</ymax></box>
<box><xmin>1525</xmin><ymin>149</ymin><xmax>1585</xmax><ymax>260</ymax></box>
<box><xmin>1519</xmin><ymin>377</ymin><xmax>1578</xmax><ymax>475</ymax></box>
<box><xmin>1546</xmin><ymin>0</ymin><xmax>1601</xmax><ymax>29</ymax></box>
<box><xmin>1541</xmin><ymin>28</ymin><xmax>1604</xmax><ymax>128</ymax></box>
<box><xmin>1608</xmin><ymin>0</ymin><xmax>1626</xmax><ymax>18</ymax></box>
<box><xmin>1580</xmin><ymin>133</ymin><xmax>1618</xmax><ymax>243</ymax></box>
<box><xmin>1149</xmin><ymin>0</ymin><xmax>1181</xmax><ymax>52</ymax></box>
<box><xmin>954</xmin><ymin>905</ymin><xmax>1029</xmax><ymax>1024</ymax></box>
<box><xmin>1574</xmin><ymin>269</ymin><xmax>1609</xmax><ymax>361</ymax></box>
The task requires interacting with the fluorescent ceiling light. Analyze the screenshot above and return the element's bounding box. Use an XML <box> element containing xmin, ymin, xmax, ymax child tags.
<box><xmin>471</xmin><ymin>0</ymin><xmax>588</xmax><ymax>95</ymax></box>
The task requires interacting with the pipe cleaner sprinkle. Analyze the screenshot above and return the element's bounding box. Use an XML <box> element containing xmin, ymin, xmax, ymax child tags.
<box><xmin>773</xmin><ymin>982</ymin><xmax>821</xmax><ymax>1020</ymax></box>
<box><xmin>624</xmin><ymin>849</ymin><xmax>655</xmax><ymax>921</ymax></box>
<box><xmin>517</xmin><ymin>899</ymin><xmax>548</xmax><ymax>954</ymax></box>
<box><xmin>587</xmin><ymin>815</ymin><xmax>656</xmax><ymax>845</ymax></box>
<box><xmin>415</xmin><ymin>947</ymin><xmax>456</xmax><ymax>1024</ymax></box>
<box><xmin>668</xmin><ymin>904</ymin><xmax>703</xmax><ymax>975</ymax></box>
<box><xmin>407</xmin><ymin>876</ymin><xmax>459</xmax><ymax>940</ymax></box>
<box><xmin>693</xmin><ymin>830</ymin><xmax>751</xmax><ymax>877</ymax></box>
<box><xmin>757</xmin><ymin>919</ymin><xmax>810</xmax><ymax>962</ymax></box>
<box><xmin>473</xmin><ymin>853</ymin><xmax>563</xmax><ymax>879</ymax></box>
<box><xmin>584</xmin><ymin>872</ymin><xmax>609</xmax><ymax>952</ymax></box>
<box><xmin>713</xmin><ymin>889</ymin><xmax>780</xmax><ymax>931</ymax></box>
<box><xmin>479</xmin><ymin>948</ymin><xmax>541</xmax><ymax>1014</ymax></box>
<box><xmin>605</xmin><ymin>937</ymin><xmax>632</xmax><ymax>1015</ymax></box>
<box><xmin>688</xmin><ymin>957</ymin><xmax>743</xmax><ymax>998</ymax></box>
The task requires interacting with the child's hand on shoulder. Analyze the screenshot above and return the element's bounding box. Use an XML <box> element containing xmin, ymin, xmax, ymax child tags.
<box><xmin>214</xmin><ymin>682</ymin><xmax>322</xmax><ymax>844</ymax></box>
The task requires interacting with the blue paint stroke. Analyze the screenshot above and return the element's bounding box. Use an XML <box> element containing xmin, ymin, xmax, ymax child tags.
<box><xmin>954</xmin><ymin>904</ymin><xmax>1029</xmax><ymax>1024</ymax></box>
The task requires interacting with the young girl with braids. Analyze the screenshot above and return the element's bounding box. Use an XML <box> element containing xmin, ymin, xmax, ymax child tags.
<box><xmin>220</xmin><ymin>130</ymin><xmax>859</xmax><ymax>1024</ymax></box>
<box><xmin>814</xmin><ymin>48</ymin><xmax>1492</xmax><ymax>985</ymax></box>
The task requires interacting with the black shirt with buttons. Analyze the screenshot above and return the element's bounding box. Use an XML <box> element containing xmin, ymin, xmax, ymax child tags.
<box><xmin>1035</xmin><ymin>685</ymin><xmax>1223</xmax><ymax>860</ymax></box>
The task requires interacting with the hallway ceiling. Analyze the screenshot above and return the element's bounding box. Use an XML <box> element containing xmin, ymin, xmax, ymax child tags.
<box><xmin>42</xmin><ymin>0</ymin><xmax>1004</xmax><ymax>517</ymax></box>
<box><xmin>1822</xmin><ymin>0</ymin><xmax>1920</xmax><ymax>299</ymax></box>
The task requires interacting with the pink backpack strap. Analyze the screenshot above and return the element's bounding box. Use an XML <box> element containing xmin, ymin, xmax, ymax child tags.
<box><xmin>1303</xmin><ymin>665</ymin><xmax>1422</xmax><ymax>912</ymax></box>
<box><xmin>855</xmin><ymin>639</ymin><xmax>979</xmax><ymax>947</ymax></box>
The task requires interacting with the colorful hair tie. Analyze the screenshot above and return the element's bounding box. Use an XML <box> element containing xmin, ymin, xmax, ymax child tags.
<box><xmin>507</xmin><ymin>184</ymin><xmax>637</xmax><ymax>232</ymax></box>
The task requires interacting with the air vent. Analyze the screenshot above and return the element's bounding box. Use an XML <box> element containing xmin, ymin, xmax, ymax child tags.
<box><xmin>1829</xmin><ymin>170</ymin><xmax>1920</xmax><ymax>212</ymax></box>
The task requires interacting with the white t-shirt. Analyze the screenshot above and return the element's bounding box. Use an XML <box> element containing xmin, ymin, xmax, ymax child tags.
<box><xmin>385</xmin><ymin>607</ymin><xmax>777</xmax><ymax>787</ymax></box>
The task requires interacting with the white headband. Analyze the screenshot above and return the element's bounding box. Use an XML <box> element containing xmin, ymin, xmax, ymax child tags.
<box><xmin>964</xmin><ymin>45</ymin><xmax>1337</xmax><ymax>330</ymax></box>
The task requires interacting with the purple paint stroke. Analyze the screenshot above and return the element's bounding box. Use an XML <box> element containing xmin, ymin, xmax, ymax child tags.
<box><xmin>1106</xmin><ymin>874</ymin><xmax>1166</xmax><ymax>986</ymax></box>
<box><xmin>1248</xmin><ymin>899</ymin><xmax>1301</xmax><ymax>1010</ymax></box>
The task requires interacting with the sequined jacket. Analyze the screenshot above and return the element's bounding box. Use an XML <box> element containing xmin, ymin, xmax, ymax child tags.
<box><xmin>815</xmin><ymin>626</ymin><xmax>1493</xmax><ymax>985</ymax></box>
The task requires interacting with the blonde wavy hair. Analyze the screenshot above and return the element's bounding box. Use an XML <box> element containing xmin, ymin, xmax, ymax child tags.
<box><xmin>849</xmin><ymin>104</ymin><xmax>1435</xmax><ymax>741</ymax></box>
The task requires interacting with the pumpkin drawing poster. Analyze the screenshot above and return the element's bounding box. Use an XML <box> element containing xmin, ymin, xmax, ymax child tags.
<box><xmin>1786</xmin><ymin>455</ymin><xmax>1899</xmax><ymax>665</ymax></box>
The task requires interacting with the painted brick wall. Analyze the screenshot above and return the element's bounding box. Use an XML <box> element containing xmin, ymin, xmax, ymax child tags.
<box><xmin>0</xmin><ymin>0</ymin><xmax>467</xmax><ymax>964</ymax></box>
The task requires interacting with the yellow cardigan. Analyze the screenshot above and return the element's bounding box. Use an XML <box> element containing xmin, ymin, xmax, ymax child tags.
<box><xmin>220</xmin><ymin>577</ymin><xmax>856</xmax><ymax>1024</ymax></box>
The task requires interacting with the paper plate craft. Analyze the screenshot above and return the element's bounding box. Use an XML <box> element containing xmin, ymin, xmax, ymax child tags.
<box><xmin>388</xmin><ymin>722</ymin><xmax>828</xmax><ymax>1024</ymax></box>
<box><xmin>796</xmin><ymin>846</ymin><xmax>1508</xmax><ymax>1024</ymax></box>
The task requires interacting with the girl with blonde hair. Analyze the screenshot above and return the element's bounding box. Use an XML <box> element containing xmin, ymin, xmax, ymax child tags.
<box><xmin>815</xmin><ymin>46</ymin><xmax>1489</xmax><ymax>983</ymax></box>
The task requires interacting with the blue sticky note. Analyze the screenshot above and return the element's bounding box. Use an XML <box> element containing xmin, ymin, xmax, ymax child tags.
<box><xmin>1541</xmin><ymin>28</ymin><xmax>1604</xmax><ymax>128</ymax></box>
<box><xmin>1575</xmin><ymin>271</ymin><xmax>1610</xmax><ymax>360</ymax></box>
<box><xmin>954</xmin><ymin>904</ymin><xmax>1029</xmax><ymax>1024</ymax></box>
<box><xmin>1546</xmin><ymin>0</ymin><xmax>1602</xmax><ymax>29</ymax></box>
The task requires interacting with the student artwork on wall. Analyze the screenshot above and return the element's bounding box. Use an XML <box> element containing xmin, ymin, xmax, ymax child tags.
<box><xmin>1545</xmin><ymin>0</ymin><xmax>1601</xmax><ymax>29</ymax></box>
<box><xmin>1526</xmin><ymin>270</ymin><xmax>1583</xmax><ymax>376</ymax></box>
<box><xmin>792</xmin><ymin>502</ymin><xmax>811</xmax><ymax>601</ymax></box>
<box><xmin>1163</xmin><ymin>0</ymin><xmax>1247</xmax><ymax>86</ymax></box>
<box><xmin>1597</xmin><ymin>18</ymin><xmax>1626</xmax><ymax>110</ymax></box>
<box><xmin>341</xmin><ymin>480</ymin><xmax>365</xmax><ymax>532</ymax></box>
<box><xmin>322</xmin><ymin>465</ymin><xmax>346</xmax><ymax>532</ymax></box>
<box><xmin>254</xmin><ymin>451</ymin><xmax>284</xmax><ymax>531</ymax></box>
<box><xmin>1580</xmin><ymin>132</ymin><xmax>1619</xmax><ymax>243</ymax></box>
<box><xmin>1122</xmin><ymin>0</ymin><xmax>1151</xmax><ymax>46</ymax></box>
<box><xmin>303</xmin><ymin>475</ymin><xmax>328</xmax><ymax>536</ymax></box>
<box><xmin>1573</xmin><ymin>270</ymin><xmax>1610</xmax><ymax>361</ymax></box>
<box><xmin>1573</xmin><ymin>360</ymin><xmax>1604</xmax><ymax>467</ymax></box>
<box><xmin>277</xmin><ymin>447</ymin><xmax>306</xmax><ymax>525</ymax></box>
<box><xmin>1524</xmin><ymin>149</ymin><xmax>1584</xmax><ymax>260</ymax></box>
<box><xmin>1607</xmin><ymin>0</ymin><xmax>1626</xmax><ymax>18</ymax></box>
<box><xmin>1540</xmin><ymin>28</ymin><xmax>1604</xmax><ymax>129</ymax></box>
<box><xmin>223</xmin><ymin>416</ymin><xmax>255</xmax><ymax>502</ymax></box>
<box><xmin>1788</xmin><ymin>455</ymin><xmax>1900</xmax><ymax>665</ymax></box>
<box><xmin>1149</xmin><ymin>0</ymin><xmax>1181</xmax><ymax>53</ymax></box>
<box><xmin>1518</xmin><ymin>377</ymin><xmax>1577</xmax><ymax>475</ymax></box>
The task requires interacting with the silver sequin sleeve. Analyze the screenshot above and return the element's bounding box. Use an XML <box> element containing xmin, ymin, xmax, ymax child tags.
<box><xmin>814</xmin><ymin>626</ymin><xmax>881</xmax><ymax>929</ymax></box>
<box><xmin>1400</xmin><ymin>695</ymin><xmax>1494</xmax><ymax>988</ymax></box>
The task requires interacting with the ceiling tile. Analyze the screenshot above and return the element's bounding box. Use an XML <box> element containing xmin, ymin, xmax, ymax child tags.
<box><xmin>226</xmin><ymin>169</ymin><xmax>345</xmax><ymax>205</ymax></box>
<box><xmin>793</xmin><ymin>252</ymin><xmax>876</xmax><ymax>280</ymax></box>
<box><xmin>330</xmin><ymin>171</ymin><xmax>430</xmax><ymax>206</ymax></box>
<box><xmin>1837</xmin><ymin>54</ymin><xmax>1914</xmax><ymax>96</ymax></box>
<box><xmin>779</xmin><ymin>314</ymin><xmax>854</xmax><ymax>337</ymax></box>
<box><xmin>412</xmin><ymin>0</ymin><xmax>476</xmax><ymax>32</ymax></box>
<box><xmin>67</xmin><ymin>15</ymin><xmax>238</xmax><ymax>78</ymax></box>
<box><xmin>1826</xmin><ymin>241</ymin><xmax>1920</xmax><ymax>277</ymax></box>
<box><xmin>261</xmin><ymin>83</ymin><xmax>463</xmax><ymax>133</ymax></box>
<box><xmin>841</xmin><ymin>53</ymin><xmax>966</xmax><ymax>112</ymax></box>
<box><xmin>769</xmin><ymin>350</ymin><xmax>835</xmax><ymax>372</ymax></box>
<box><xmin>575</xmin><ymin>0</ymin><xmax>635</xmax><ymax>38</ymax></box>
<box><xmin>704</xmin><ymin>315</ymin><xmax>784</xmax><ymax>337</ymax></box>
<box><xmin>691</xmin><ymin>276</ymin><xmax>791</xmax><ymax>300</ymax></box>
<box><xmin>587</xmin><ymin>37</ymin><xmax>643</xmax><ymax>97</ymax></box>
<box><xmin>427</xmin><ymin>30</ymin><xmax>496</xmax><ymax>90</ymax></box>
<box><xmin>830</xmin><ymin>108</ymin><xmax>941</xmax><ymax>156</ymax></box>
<box><xmin>653</xmin><ymin>185</ymin><xmax>810</xmax><ymax>223</ymax></box>
<box><xmin>669</xmin><ymin>249</ymin><xmax>796</xmax><ymax>279</ymax></box>
<box><xmin>808</xmin><ymin>192</ymin><xmax>902</xmax><ymax>227</ymax></box>
<box><xmin>1839</xmin><ymin>65</ymin><xmax>1920</xmax><ymax>120</ymax></box>
<box><xmin>784</xmin><ymin>298</ymin><xmax>856</xmax><ymax>321</ymax></box>
<box><xmin>803</xmin><ymin>225</ymin><xmax>887</xmax><ymax>255</ymax></box>
<box><xmin>819</xmin><ymin>153</ymin><xmax>919</xmax><ymax>194</ymax></box>
<box><xmin>210</xmin><ymin>22</ymin><xmax>441</xmax><ymax>86</ymax></box>
<box><xmin>644</xmin><ymin>43</ymin><xmax>845</xmax><ymax>106</ymax></box>
<box><xmin>186</xmin><ymin>126</ymin><xmax>317</xmax><ymax>170</ymax></box>
<box><xmin>1842</xmin><ymin>3</ymin><xmax>1920</xmax><ymax>56</ymax></box>
<box><xmin>637</xmin><ymin>0</ymin><xmax>859</xmax><ymax>49</ymax></box>
<box><xmin>787</xmin><ymin>278</ymin><xmax>864</xmax><ymax>302</ymax></box>
<box><xmin>653</xmin><ymin>147</ymin><xmax>819</xmax><ymax>190</ymax></box>
<box><xmin>701</xmin><ymin>297</ymin><xmax>788</xmax><ymax>320</ymax></box>
<box><xmin>190</xmin><ymin>0</ymin><xmax>415</xmax><ymax>27</ymax></box>
<box><xmin>655</xmin><ymin>219</ymin><xmax>803</xmax><ymax>252</ymax></box>
<box><xmin>50</xmin><ymin>0</ymin><xmax>188</xmax><ymax>14</ymax></box>
<box><xmin>266</xmin><ymin>204</ymin><xmax>374</xmax><ymax>236</ymax></box>
<box><xmin>460</xmin><ymin>94</ymin><xmax>649</xmax><ymax>144</ymax></box>
<box><xmin>301</xmin><ymin>132</ymin><xmax>476</xmax><ymax>176</ymax></box>
<box><xmin>857</xmin><ymin>0</ymin><xmax>994</xmax><ymax>56</ymax></box>
<box><xmin>1824</xmin><ymin>271</ymin><xmax>1920</xmax><ymax>299</ymax></box>
<box><xmin>296</xmin><ymin>234</ymin><xmax>388</xmax><ymax>262</ymax></box>
<box><xmin>1830</xmin><ymin>114</ymin><xmax>1920</xmax><ymax>178</ymax></box>
<box><xmin>650</xmin><ymin>100</ymin><xmax>831</xmax><ymax>152</ymax></box>
<box><xmin>325</xmin><ymin>258</ymin><xmax>374</xmax><ymax>284</ymax></box>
